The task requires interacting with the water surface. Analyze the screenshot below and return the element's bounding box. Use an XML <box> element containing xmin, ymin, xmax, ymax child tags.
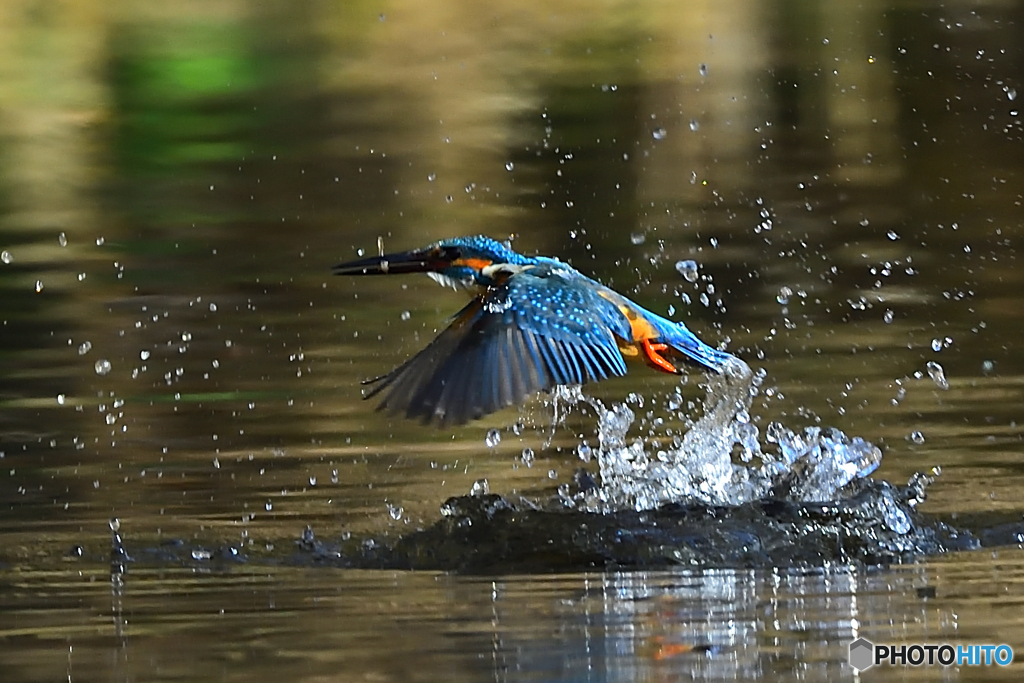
<box><xmin>2</xmin><ymin>0</ymin><xmax>1024</xmax><ymax>680</ymax></box>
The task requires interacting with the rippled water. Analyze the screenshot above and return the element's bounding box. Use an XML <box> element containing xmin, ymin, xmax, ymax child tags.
<box><xmin>3</xmin><ymin>0</ymin><xmax>1024</xmax><ymax>680</ymax></box>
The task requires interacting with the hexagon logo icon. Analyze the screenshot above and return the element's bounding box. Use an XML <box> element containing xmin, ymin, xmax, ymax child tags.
<box><xmin>849</xmin><ymin>638</ymin><xmax>875</xmax><ymax>671</ymax></box>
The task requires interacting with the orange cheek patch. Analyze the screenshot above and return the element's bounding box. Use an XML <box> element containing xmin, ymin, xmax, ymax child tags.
<box><xmin>452</xmin><ymin>257</ymin><xmax>493</xmax><ymax>271</ymax></box>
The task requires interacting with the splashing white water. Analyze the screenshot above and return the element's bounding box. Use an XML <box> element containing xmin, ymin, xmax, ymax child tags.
<box><xmin>548</xmin><ymin>358</ymin><xmax>882</xmax><ymax>512</ymax></box>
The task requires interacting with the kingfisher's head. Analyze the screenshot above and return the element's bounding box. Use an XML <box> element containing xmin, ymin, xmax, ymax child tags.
<box><xmin>332</xmin><ymin>235</ymin><xmax>535</xmax><ymax>288</ymax></box>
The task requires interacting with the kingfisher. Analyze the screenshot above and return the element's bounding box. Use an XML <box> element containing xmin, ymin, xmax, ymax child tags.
<box><xmin>332</xmin><ymin>235</ymin><xmax>739</xmax><ymax>426</ymax></box>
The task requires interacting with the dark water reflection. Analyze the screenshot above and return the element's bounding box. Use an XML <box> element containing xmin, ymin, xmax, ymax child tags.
<box><xmin>2</xmin><ymin>0</ymin><xmax>1024</xmax><ymax>680</ymax></box>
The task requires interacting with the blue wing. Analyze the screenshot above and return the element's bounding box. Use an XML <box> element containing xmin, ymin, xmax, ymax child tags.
<box><xmin>363</xmin><ymin>267</ymin><xmax>630</xmax><ymax>425</ymax></box>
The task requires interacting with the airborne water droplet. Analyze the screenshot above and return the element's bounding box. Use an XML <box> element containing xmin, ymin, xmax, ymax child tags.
<box><xmin>94</xmin><ymin>359</ymin><xmax>112</xmax><ymax>376</ymax></box>
<box><xmin>485</xmin><ymin>428</ymin><xmax>501</xmax><ymax>448</ymax></box>
<box><xmin>675</xmin><ymin>259</ymin><xmax>699</xmax><ymax>282</ymax></box>
<box><xmin>577</xmin><ymin>442</ymin><xmax>592</xmax><ymax>461</ymax></box>
<box><xmin>926</xmin><ymin>361</ymin><xmax>949</xmax><ymax>390</ymax></box>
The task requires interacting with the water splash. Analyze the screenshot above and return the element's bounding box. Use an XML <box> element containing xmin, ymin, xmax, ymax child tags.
<box><xmin>551</xmin><ymin>358</ymin><xmax>882</xmax><ymax>512</ymax></box>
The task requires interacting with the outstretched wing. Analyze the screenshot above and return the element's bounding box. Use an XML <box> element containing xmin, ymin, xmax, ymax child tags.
<box><xmin>363</xmin><ymin>268</ymin><xmax>630</xmax><ymax>426</ymax></box>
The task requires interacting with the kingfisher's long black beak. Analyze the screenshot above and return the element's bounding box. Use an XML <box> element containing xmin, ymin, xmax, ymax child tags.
<box><xmin>332</xmin><ymin>249</ymin><xmax>449</xmax><ymax>276</ymax></box>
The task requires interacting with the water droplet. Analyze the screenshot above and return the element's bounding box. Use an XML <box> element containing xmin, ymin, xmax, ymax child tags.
<box><xmin>576</xmin><ymin>442</ymin><xmax>592</xmax><ymax>461</ymax></box>
<box><xmin>931</xmin><ymin>338</ymin><xmax>942</xmax><ymax>352</ymax></box>
<box><xmin>94</xmin><ymin>359</ymin><xmax>112</xmax><ymax>376</ymax></box>
<box><xmin>191</xmin><ymin>549</ymin><xmax>211</xmax><ymax>561</ymax></box>
<box><xmin>386</xmin><ymin>502</ymin><xmax>403</xmax><ymax>520</ymax></box>
<box><xmin>652</xmin><ymin>127</ymin><xmax>666</xmax><ymax>140</ymax></box>
<box><xmin>505</xmin><ymin>161</ymin><xmax>514</xmax><ymax>171</ymax></box>
<box><xmin>209</xmin><ymin>302</ymin><xmax>217</xmax><ymax>312</ymax></box>
<box><xmin>470</xmin><ymin>479</ymin><xmax>489</xmax><ymax>496</ymax></box>
<box><xmin>689</xmin><ymin>119</ymin><xmax>700</xmax><ymax>131</ymax></box>
<box><xmin>520</xmin><ymin>447</ymin><xmax>534</xmax><ymax>467</ymax></box>
<box><xmin>883</xmin><ymin>309</ymin><xmax>894</xmax><ymax>324</ymax></box>
<box><xmin>140</xmin><ymin>350</ymin><xmax>150</xmax><ymax>360</ymax></box>
<box><xmin>776</xmin><ymin>286</ymin><xmax>792</xmax><ymax>305</ymax></box>
<box><xmin>109</xmin><ymin>518</ymin><xmax>120</xmax><ymax>532</ymax></box>
<box><xmin>926</xmin><ymin>361</ymin><xmax>949</xmax><ymax>390</ymax></box>
<box><xmin>908</xmin><ymin>431</ymin><xmax>925</xmax><ymax>444</ymax></box>
<box><xmin>887</xmin><ymin>230</ymin><xmax>899</xmax><ymax>240</ymax></box>
<box><xmin>484</xmin><ymin>428</ymin><xmax>501</xmax><ymax>448</ymax></box>
<box><xmin>1</xmin><ymin>251</ymin><xmax>11</xmax><ymax>264</ymax></box>
<box><xmin>95</xmin><ymin>236</ymin><xmax>105</xmax><ymax>246</ymax></box>
<box><xmin>675</xmin><ymin>259</ymin><xmax>699</xmax><ymax>282</ymax></box>
<box><xmin>35</xmin><ymin>280</ymin><xmax>44</xmax><ymax>293</ymax></box>
<box><xmin>547</xmin><ymin>469</ymin><xmax>558</xmax><ymax>479</ymax></box>
<box><xmin>56</xmin><ymin>394</ymin><xmax>65</xmax><ymax>405</ymax></box>
<box><xmin>630</xmin><ymin>232</ymin><xmax>646</xmax><ymax>245</ymax></box>
<box><xmin>78</xmin><ymin>341</ymin><xmax>92</xmax><ymax>355</ymax></box>
<box><xmin>698</xmin><ymin>63</ymin><xmax>708</xmax><ymax>77</ymax></box>
<box><xmin>400</xmin><ymin>310</ymin><xmax>411</xmax><ymax>321</ymax></box>
<box><xmin>1008</xmin><ymin>88</ymin><xmax>1017</xmax><ymax>101</ymax></box>
<box><xmin>982</xmin><ymin>360</ymin><xmax>995</xmax><ymax>374</ymax></box>
<box><xmin>58</xmin><ymin>232</ymin><xmax>67</xmax><ymax>247</ymax></box>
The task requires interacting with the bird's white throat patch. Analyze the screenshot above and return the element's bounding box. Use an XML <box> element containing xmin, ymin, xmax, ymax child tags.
<box><xmin>481</xmin><ymin>263</ymin><xmax>532</xmax><ymax>280</ymax></box>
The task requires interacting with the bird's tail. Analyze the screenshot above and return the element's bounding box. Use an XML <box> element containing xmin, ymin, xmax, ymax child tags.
<box><xmin>660</xmin><ymin>321</ymin><xmax>737</xmax><ymax>374</ymax></box>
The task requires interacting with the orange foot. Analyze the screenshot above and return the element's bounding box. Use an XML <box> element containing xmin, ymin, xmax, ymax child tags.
<box><xmin>641</xmin><ymin>338</ymin><xmax>679</xmax><ymax>374</ymax></box>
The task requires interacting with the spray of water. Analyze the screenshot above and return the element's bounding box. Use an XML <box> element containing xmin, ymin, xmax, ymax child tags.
<box><xmin>548</xmin><ymin>358</ymin><xmax>882</xmax><ymax>512</ymax></box>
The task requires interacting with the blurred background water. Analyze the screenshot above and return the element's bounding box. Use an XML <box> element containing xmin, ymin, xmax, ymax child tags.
<box><xmin>2</xmin><ymin>0</ymin><xmax>1024</xmax><ymax>680</ymax></box>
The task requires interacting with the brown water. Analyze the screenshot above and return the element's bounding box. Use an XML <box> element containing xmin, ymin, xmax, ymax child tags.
<box><xmin>2</xmin><ymin>0</ymin><xmax>1024</xmax><ymax>680</ymax></box>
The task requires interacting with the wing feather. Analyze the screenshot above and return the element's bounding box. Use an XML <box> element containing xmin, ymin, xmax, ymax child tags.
<box><xmin>363</xmin><ymin>267</ymin><xmax>630</xmax><ymax>425</ymax></box>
